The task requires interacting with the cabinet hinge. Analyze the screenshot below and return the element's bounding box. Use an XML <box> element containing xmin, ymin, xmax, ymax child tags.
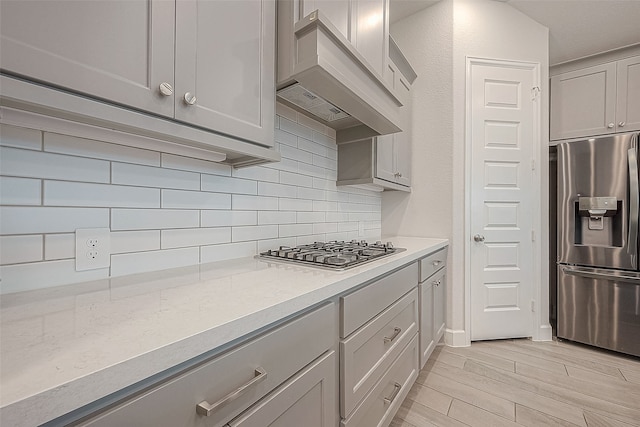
<box><xmin>531</xmin><ymin>86</ymin><xmax>540</xmax><ymax>101</ymax></box>
<box><xmin>531</xmin><ymin>230</ymin><xmax>535</xmax><ymax>241</ymax></box>
<box><xmin>531</xmin><ymin>159</ymin><xmax>536</xmax><ymax>171</ymax></box>
<box><xmin>531</xmin><ymin>300</ymin><xmax>535</xmax><ymax>312</ymax></box>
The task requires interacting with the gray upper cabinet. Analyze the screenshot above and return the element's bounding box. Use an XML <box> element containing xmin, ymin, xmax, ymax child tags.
<box><xmin>174</xmin><ymin>0</ymin><xmax>275</xmax><ymax>147</ymax></box>
<box><xmin>350</xmin><ymin>0</ymin><xmax>387</xmax><ymax>78</ymax></box>
<box><xmin>0</xmin><ymin>0</ymin><xmax>278</xmax><ymax>165</ymax></box>
<box><xmin>550</xmin><ymin>55</ymin><xmax>640</xmax><ymax>141</ymax></box>
<box><xmin>302</xmin><ymin>0</ymin><xmax>350</xmax><ymax>39</ymax></box>
<box><xmin>0</xmin><ymin>0</ymin><xmax>176</xmax><ymax>118</ymax></box>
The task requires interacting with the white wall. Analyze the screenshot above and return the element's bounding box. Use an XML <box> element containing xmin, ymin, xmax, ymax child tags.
<box><xmin>384</xmin><ymin>0</ymin><xmax>550</xmax><ymax>344</ymax></box>
<box><xmin>0</xmin><ymin>103</ymin><xmax>382</xmax><ymax>294</ymax></box>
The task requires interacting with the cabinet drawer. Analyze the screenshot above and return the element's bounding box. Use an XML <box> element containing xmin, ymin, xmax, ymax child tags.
<box><xmin>228</xmin><ymin>351</ymin><xmax>336</xmax><ymax>427</ymax></box>
<box><xmin>80</xmin><ymin>303</ymin><xmax>336</xmax><ymax>427</ymax></box>
<box><xmin>340</xmin><ymin>289</ymin><xmax>418</xmax><ymax>417</ymax></box>
<box><xmin>341</xmin><ymin>335</ymin><xmax>419</xmax><ymax>427</ymax></box>
<box><xmin>341</xmin><ymin>262</ymin><xmax>418</xmax><ymax>338</ymax></box>
<box><xmin>419</xmin><ymin>247</ymin><xmax>447</xmax><ymax>283</ymax></box>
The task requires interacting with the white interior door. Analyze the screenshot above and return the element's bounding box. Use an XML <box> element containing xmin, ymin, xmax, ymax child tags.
<box><xmin>469</xmin><ymin>60</ymin><xmax>536</xmax><ymax>341</ymax></box>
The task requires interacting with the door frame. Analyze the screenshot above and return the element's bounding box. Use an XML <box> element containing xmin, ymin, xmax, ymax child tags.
<box><xmin>463</xmin><ymin>57</ymin><xmax>548</xmax><ymax>344</ymax></box>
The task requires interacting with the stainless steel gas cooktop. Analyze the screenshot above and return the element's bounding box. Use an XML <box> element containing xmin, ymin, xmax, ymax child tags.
<box><xmin>258</xmin><ymin>240</ymin><xmax>405</xmax><ymax>270</ymax></box>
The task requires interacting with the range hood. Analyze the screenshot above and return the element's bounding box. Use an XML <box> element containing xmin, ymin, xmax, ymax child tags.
<box><xmin>277</xmin><ymin>9</ymin><xmax>404</xmax><ymax>142</ymax></box>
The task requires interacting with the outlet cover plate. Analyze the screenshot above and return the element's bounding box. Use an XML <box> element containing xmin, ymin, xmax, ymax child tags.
<box><xmin>76</xmin><ymin>228</ymin><xmax>111</xmax><ymax>271</ymax></box>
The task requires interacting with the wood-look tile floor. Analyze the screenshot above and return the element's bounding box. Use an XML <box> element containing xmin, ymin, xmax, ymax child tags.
<box><xmin>391</xmin><ymin>339</ymin><xmax>640</xmax><ymax>427</ymax></box>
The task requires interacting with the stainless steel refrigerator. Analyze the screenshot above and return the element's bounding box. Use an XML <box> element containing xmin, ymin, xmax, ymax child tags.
<box><xmin>557</xmin><ymin>132</ymin><xmax>640</xmax><ymax>357</ymax></box>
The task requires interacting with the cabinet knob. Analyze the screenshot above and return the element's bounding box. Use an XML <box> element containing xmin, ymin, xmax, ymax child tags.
<box><xmin>184</xmin><ymin>92</ymin><xmax>197</xmax><ymax>105</ymax></box>
<box><xmin>473</xmin><ymin>234</ymin><xmax>485</xmax><ymax>242</ymax></box>
<box><xmin>619</xmin><ymin>121</ymin><xmax>626</xmax><ymax>127</ymax></box>
<box><xmin>607</xmin><ymin>122</ymin><xmax>615</xmax><ymax>129</ymax></box>
<box><xmin>158</xmin><ymin>82</ymin><xmax>173</xmax><ymax>96</ymax></box>
<box><xmin>398</xmin><ymin>172</ymin><xmax>402</xmax><ymax>178</ymax></box>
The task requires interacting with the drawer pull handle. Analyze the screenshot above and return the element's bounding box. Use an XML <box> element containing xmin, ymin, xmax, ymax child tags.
<box><xmin>196</xmin><ymin>367</ymin><xmax>267</xmax><ymax>416</ymax></box>
<box><xmin>384</xmin><ymin>327</ymin><xmax>402</xmax><ymax>343</ymax></box>
<box><xmin>432</xmin><ymin>260</ymin><xmax>441</xmax><ymax>266</ymax></box>
<box><xmin>384</xmin><ymin>382</ymin><xmax>402</xmax><ymax>405</ymax></box>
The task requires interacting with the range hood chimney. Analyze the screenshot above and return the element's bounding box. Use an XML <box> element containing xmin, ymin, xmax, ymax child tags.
<box><xmin>277</xmin><ymin>9</ymin><xmax>405</xmax><ymax>142</ymax></box>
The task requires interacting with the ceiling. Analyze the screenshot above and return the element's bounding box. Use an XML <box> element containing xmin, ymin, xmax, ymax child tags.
<box><xmin>389</xmin><ymin>0</ymin><xmax>640</xmax><ymax>66</ymax></box>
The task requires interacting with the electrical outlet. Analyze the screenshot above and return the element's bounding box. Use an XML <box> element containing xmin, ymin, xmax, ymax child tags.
<box><xmin>76</xmin><ymin>228</ymin><xmax>111</xmax><ymax>271</ymax></box>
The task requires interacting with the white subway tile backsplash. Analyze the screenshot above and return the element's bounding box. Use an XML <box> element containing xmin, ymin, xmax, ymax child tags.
<box><xmin>280</xmin><ymin>171</ymin><xmax>312</xmax><ymax>188</ymax></box>
<box><xmin>0</xmin><ymin>113</ymin><xmax>382</xmax><ymax>293</ymax></box>
<box><xmin>274</xmin><ymin>129</ymin><xmax>298</xmax><ymax>147</ymax></box>
<box><xmin>44</xmin><ymin>133</ymin><xmax>160</xmax><ymax>166</ymax></box>
<box><xmin>232</xmin><ymin>195</ymin><xmax>278</xmax><ymax>211</ymax></box>
<box><xmin>313</xmin><ymin>222</ymin><xmax>338</xmax><ymax>234</ymax></box>
<box><xmin>280</xmin><ymin>118</ymin><xmax>313</xmax><ymax>140</ymax></box>
<box><xmin>0</xmin><ymin>124</ymin><xmax>42</xmax><ymax>150</ymax></box>
<box><xmin>201</xmin><ymin>241</ymin><xmax>257</xmax><ymax>263</ymax></box>
<box><xmin>257</xmin><ymin>182</ymin><xmax>297</xmax><ymax>198</ymax></box>
<box><xmin>202</xmin><ymin>174</ymin><xmax>257</xmax><ymax>195</ymax></box>
<box><xmin>297</xmin><ymin>137</ymin><xmax>327</xmax><ymax>156</ymax></box>
<box><xmin>201</xmin><ymin>210</ymin><xmax>257</xmax><ymax>227</ymax></box>
<box><xmin>161</xmin><ymin>189</ymin><xmax>231</xmax><ymax>210</ymax></box>
<box><xmin>44</xmin><ymin>181</ymin><xmax>160</xmax><ymax>208</ymax></box>
<box><xmin>111</xmin><ymin>247</ymin><xmax>199</xmax><ymax>277</ymax></box>
<box><xmin>279</xmin><ymin>198</ymin><xmax>313</xmax><ymax>212</ymax></box>
<box><xmin>0</xmin><ymin>207</ymin><xmax>109</xmax><ymax>234</ymax></box>
<box><xmin>296</xmin><ymin>212</ymin><xmax>325</xmax><ymax>224</ymax></box>
<box><xmin>258</xmin><ymin>211</ymin><xmax>297</xmax><ymax>225</ymax></box>
<box><xmin>111</xmin><ymin>209</ymin><xmax>199</xmax><ymax>231</ymax></box>
<box><xmin>0</xmin><ymin>260</ymin><xmax>109</xmax><ymax>294</ymax></box>
<box><xmin>280</xmin><ymin>144</ymin><xmax>313</xmax><ymax>163</ymax></box>
<box><xmin>44</xmin><ymin>233</ymin><xmax>75</xmax><ymax>260</ymax></box>
<box><xmin>162</xmin><ymin>228</ymin><xmax>231</xmax><ymax>249</ymax></box>
<box><xmin>0</xmin><ymin>177</ymin><xmax>41</xmax><ymax>205</ymax></box>
<box><xmin>111</xmin><ymin>230</ymin><xmax>161</xmax><ymax>254</ymax></box>
<box><xmin>112</xmin><ymin>163</ymin><xmax>199</xmax><ymax>190</ymax></box>
<box><xmin>279</xmin><ymin>223</ymin><xmax>313</xmax><ymax>238</ymax></box>
<box><xmin>0</xmin><ymin>147</ymin><xmax>110</xmax><ymax>183</ymax></box>
<box><xmin>0</xmin><ymin>235</ymin><xmax>43</xmax><ymax>265</ymax></box>
<box><xmin>232</xmin><ymin>225</ymin><xmax>278</xmax><ymax>242</ymax></box>
<box><xmin>232</xmin><ymin>166</ymin><xmax>279</xmax><ymax>183</ymax></box>
<box><xmin>161</xmin><ymin>153</ymin><xmax>231</xmax><ymax>176</ymax></box>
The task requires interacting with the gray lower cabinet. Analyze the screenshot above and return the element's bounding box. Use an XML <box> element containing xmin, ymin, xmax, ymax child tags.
<box><xmin>339</xmin><ymin>262</ymin><xmax>419</xmax><ymax>426</ymax></box>
<box><xmin>418</xmin><ymin>248</ymin><xmax>448</xmax><ymax>368</ymax></box>
<box><xmin>77</xmin><ymin>303</ymin><xmax>336</xmax><ymax>427</ymax></box>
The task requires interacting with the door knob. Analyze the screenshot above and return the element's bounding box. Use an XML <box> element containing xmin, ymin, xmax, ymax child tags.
<box><xmin>473</xmin><ymin>234</ymin><xmax>485</xmax><ymax>242</ymax></box>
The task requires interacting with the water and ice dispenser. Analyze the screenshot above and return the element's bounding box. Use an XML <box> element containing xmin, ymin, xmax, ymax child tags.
<box><xmin>575</xmin><ymin>196</ymin><xmax>623</xmax><ymax>247</ymax></box>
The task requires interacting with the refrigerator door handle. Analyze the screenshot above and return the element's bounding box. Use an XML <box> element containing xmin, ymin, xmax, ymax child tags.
<box><xmin>562</xmin><ymin>266</ymin><xmax>640</xmax><ymax>285</ymax></box>
<box><xmin>628</xmin><ymin>145</ymin><xmax>639</xmax><ymax>268</ymax></box>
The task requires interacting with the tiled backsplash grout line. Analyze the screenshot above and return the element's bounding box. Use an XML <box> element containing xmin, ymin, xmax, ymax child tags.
<box><xmin>0</xmin><ymin>106</ymin><xmax>381</xmax><ymax>293</ymax></box>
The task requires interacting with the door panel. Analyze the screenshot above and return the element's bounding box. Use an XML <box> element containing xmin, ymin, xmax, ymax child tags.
<box><xmin>175</xmin><ymin>0</ymin><xmax>275</xmax><ymax>147</ymax></box>
<box><xmin>0</xmin><ymin>0</ymin><xmax>175</xmax><ymax>117</ymax></box>
<box><xmin>616</xmin><ymin>56</ymin><xmax>640</xmax><ymax>133</ymax></box>
<box><xmin>470</xmin><ymin>62</ymin><xmax>535</xmax><ymax>340</ymax></box>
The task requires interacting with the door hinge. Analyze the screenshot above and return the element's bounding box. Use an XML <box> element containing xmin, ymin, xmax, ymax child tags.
<box><xmin>531</xmin><ymin>86</ymin><xmax>540</xmax><ymax>101</ymax></box>
<box><xmin>531</xmin><ymin>300</ymin><xmax>535</xmax><ymax>312</ymax></box>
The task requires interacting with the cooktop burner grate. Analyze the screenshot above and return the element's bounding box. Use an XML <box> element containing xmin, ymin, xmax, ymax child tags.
<box><xmin>258</xmin><ymin>240</ymin><xmax>404</xmax><ymax>270</ymax></box>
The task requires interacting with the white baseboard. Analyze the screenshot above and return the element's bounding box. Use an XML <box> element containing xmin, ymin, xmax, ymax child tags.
<box><xmin>532</xmin><ymin>324</ymin><xmax>553</xmax><ymax>342</ymax></box>
<box><xmin>444</xmin><ymin>328</ymin><xmax>469</xmax><ymax>347</ymax></box>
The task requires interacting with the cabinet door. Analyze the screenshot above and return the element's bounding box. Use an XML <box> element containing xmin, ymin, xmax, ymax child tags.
<box><xmin>550</xmin><ymin>62</ymin><xmax>616</xmax><ymax>140</ymax></box>
<box><xmin>351</xmin><ymin>0</ymin><xmax>387</xmax><ymax>77</ymax></box>
<box><xmin>228</xmin><ymin>351</ymin><xmax>336</xmax><ymax>427</ymax></box>
<box><xmin>175</xmin><ymin>0</ymin><xmax>275</xmax><ymax>147</ymax></box>
<box><xmin>418</xmin><ymin>282</ymin><xmax>434</xmax><ymax>369</ymax></box>
<box><xmin>616</xmin><ymin>55</ymin><xmax>640</xmax><ymax>133</ymax></box>
<box><xmin>394</xmin><ymin>77</ymin><xmax>412</xmax><ymax>187</ymax></box>
<box><xmin>433</xmin><ymin>270</ymin><xmax>446</xmax><ymax>343</ymax></box>
<box><xmin>301</xmin><ymin>0</ymin><xmax>349</xmax><ymax>39</ymax></box>
<box><xmin>375</xmin><ymin>134</ymin><xmax>396</xmax><ymax>183</ymax></box>
<box><xmin>0</xmin><ymin>0</ymin><xmax>175</xmax><ymax>117</ymax></box>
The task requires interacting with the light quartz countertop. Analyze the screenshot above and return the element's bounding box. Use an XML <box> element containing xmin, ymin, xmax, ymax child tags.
<box><xmin>0</xmin><ymin>236</ymin><xmax>448</xmax><ymax>426</ymax></box>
